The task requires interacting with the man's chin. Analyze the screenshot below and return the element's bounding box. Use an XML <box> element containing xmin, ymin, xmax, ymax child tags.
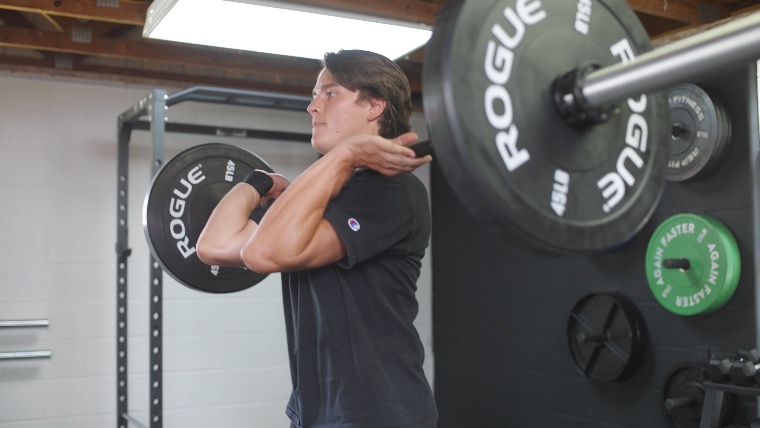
<box><xmin>311</xmin><ymin>139</ymin><xmax>327</xmax><ymax>155</ymax></box>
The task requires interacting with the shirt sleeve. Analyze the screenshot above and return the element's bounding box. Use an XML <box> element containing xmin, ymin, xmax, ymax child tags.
<box><xmin>323</xmin><ymin>171</ymin><xmax>418</xmax><ymax>269</ymax></box>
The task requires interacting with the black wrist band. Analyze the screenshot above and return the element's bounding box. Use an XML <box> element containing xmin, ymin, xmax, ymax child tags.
<box><xmin>242</xmin><ymin>170</ymin><xmax>274</xmax><ymax>197</ymax></box>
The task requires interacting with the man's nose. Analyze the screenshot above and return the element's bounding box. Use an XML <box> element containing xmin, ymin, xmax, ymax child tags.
<box><xmin>307</xmin><ymin>99</ymin><xmax>320</xmax><ymax>114</ymax></box>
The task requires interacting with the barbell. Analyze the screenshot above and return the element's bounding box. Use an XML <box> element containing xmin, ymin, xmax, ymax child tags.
<box><xmin>144</xmin><ymin>0</ymin><xmax>760</xmax><ymax>292</ymax></box>
<box><xmin>423</xmin><ymin>0</ymin><xmax>760</xmax><ymax>254</ymax></box>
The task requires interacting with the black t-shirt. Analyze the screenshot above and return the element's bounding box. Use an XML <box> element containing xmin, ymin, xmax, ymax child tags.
<box><xmin>281</xmin><ymin>169</ymin><xmax>437</xmax><ymax>428</ymax></box>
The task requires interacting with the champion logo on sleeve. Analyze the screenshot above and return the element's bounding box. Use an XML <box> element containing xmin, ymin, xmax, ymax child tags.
<box><xmin>348</xmin><ymin>218</ymin><xmax>361</xmax><ymax>232</ymax></box>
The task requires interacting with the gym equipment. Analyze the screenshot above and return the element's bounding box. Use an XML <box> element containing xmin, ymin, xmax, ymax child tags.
<box><xmin>143</xmin><ymin>143</ymin><xmax>273</xmax><ymax>293</ymax></box>
<box><xmin>728</xmin><ymin>349</ymin><xmax>760</xmax><ymax>386</ymax></box>
<box><xmin>704</xmin><ymin>356</ymin><xmax>733</xmax><ymax>384</ymax></box>
<box><xmin>410</xmin><ymin>139</ymin><xmax>433</xmax><ymax>157</ymax></box>
<box><xmin>142</xmin><ymin>0</ymin><xmax>760</xmax><ymax>287</ymax></box>
<box><xmin>666</xmin><ymin>84</ymin><xmax>732</xmax><ymax>182</ymax></box>
<box><xmin>566</xmin><ymin>292</ymin><xmax>646</xmax><ymax>383</ymax></box>
<box><xmin>422</xmin><ymin>0</ymin><xmax>760</xmax><ymax>253</ymax></box>
<box><xmin>661</xmin><ymin>362</ymin><xmax>734</xmax><ymax>428</ymax></box>
<box><xmin>705</xmin><ymin>349</ymin><xmax>760</xmax><ymax>385</ymax></box>
<box><xmin>645</xmin><ymin>213</ymin><xmax>741</xmax><ymax>316</ymax></box>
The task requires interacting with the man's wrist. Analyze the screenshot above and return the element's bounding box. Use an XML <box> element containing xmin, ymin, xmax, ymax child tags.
<box><xmin>242</xmin><ymin>170</ymin><xmax>274</xmax><ymax>198</ymax></box>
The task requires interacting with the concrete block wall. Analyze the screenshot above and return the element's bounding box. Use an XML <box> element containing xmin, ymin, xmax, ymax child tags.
<box><xmin>0</xmin><ymin>73</ymin><xmax>433</xmax><ymax>428</ymax></box>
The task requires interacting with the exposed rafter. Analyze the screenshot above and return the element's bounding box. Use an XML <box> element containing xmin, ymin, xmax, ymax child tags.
<box><xmin>0</xmin><ymin>25</ymin><xmax>322</xmax><ymax>79</ymax></box>
<box><xmin>0</xmin><ymin>0</ymin><xmax>147</xmax><ymax>25</ymax></box>
<box><xmin>0</xmin><ymin>0</ymin><xmax>755</xmax><ymax>103</ymax></box>
<box><xmin>626</xmin><ymin>0</ymin><xmax>729</xmax><ymax>23</ymax></box>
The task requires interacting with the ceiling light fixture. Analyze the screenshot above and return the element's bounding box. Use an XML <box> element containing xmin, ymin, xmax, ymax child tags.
<box><xmin>143</xmin><ymin>0</ymin><xmax>433</xmax><ymax>61</ymax></box>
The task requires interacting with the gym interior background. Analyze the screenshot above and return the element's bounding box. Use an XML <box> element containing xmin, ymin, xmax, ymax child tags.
<box><xmin>1</xmin><ymin>1</ymin><xmax>760</xmax><ymax>428</ymax></box>
<box><xmin>0</xmin><ymin>74</ymin><xmax>432</xmax><ymax>427</ymax></box>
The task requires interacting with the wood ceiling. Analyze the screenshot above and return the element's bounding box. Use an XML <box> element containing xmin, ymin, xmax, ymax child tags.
<box><xmin>0</xmin><ymin>0</ymin><xmax>759</xmax><ymax>108</ymax></box>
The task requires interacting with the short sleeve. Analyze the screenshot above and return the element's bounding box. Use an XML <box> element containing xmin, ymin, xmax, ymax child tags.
<box><xmin>324</xmin><ymin>170</ymin><xmax>421</xmax><ymax>269</ymax></box>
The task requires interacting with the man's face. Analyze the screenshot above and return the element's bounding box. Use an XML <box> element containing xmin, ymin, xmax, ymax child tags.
<box><xmin>308</xmin><ymin>70</ymin><xmax>378</xmax><ymax>154</ymax></box>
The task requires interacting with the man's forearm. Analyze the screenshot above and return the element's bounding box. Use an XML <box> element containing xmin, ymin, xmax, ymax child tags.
<box><xmin>243</xmin><ymin>148</ymin><xmax>354</xmax><ymax>268</ymax></box>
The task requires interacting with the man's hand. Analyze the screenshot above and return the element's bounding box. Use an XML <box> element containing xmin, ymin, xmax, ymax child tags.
<box><xmin>337</xmin><ymin>132</ymin><xmax>433</xmax><ymax>176</ymax></box>
<box><xmin>264</xmin><ymin>173</ymin><xmax>290</xmax><ymax>202</ymax></box>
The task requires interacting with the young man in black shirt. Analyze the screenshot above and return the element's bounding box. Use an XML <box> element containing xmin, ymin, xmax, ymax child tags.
<box><xmin>197</xmin><ymin>49</ymin><xmax>436</xmax><ymax>428</ymax></box>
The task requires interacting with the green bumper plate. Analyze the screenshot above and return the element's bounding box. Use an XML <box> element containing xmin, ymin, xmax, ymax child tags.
<box><xmin>645</xmin><ymin>213</ymin><xmax>740</xmax><ymax>316</ymax></box>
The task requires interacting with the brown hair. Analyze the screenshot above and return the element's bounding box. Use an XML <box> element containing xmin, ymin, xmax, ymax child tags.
<box><xmin>322</xmin><ymin>50</ymin><xmax>412</xmax><ymax>139</ymax></box>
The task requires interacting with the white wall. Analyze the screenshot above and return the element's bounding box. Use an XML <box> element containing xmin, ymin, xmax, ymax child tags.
<box><xmin>0</xmin><ymin>73</ymin><xmax>433</xmax><ymax>428</ymax></box>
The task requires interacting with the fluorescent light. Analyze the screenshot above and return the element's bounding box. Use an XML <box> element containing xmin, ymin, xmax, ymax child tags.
<box><xmin>143</xmin><ymin>0</ymin><xmax>433</xmax><ymax>60</ymax></box>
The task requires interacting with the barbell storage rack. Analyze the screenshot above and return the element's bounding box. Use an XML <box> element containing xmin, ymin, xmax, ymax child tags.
<box><xmin>115</xmin><ymin>85</ymin><xmax>310</xmax><ymax>428</ymax></box>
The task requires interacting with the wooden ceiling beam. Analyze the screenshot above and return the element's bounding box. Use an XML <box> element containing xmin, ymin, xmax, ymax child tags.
<box><xmin>0</xmin><ymin>9</ymin><xmax>37</xmax><ymax>28</ymax></box>
<box><xmin>0</xmin><ymin>54</ymin><xmax>316</xmax><ymax>96</ymax></box>
<box><xmin>0</xmin><ymin>10</ymin><xmax>58</xmax><ymax>61</ymax></box>
<box><xmin>0</xmin><ymin>25</ymin><xmax>322</xmax><ymax>79</ymax></box>
<box><xmin>0</xmin><ymin>0</ymin><xmax>442</xmax><ymax>27</ymax></box>
<box><xmin>279</xmin><ymin>0</ymin><xmax>442</xmax><ymax>25</ymax></box>
<box><xmin>651</xmin><ymin>7</ymin><xmax>760</xmax><ymax>46</ymax></box>
<box><xmin>0</xmin><ymin>0</ymin><xmax>147</xmax><ymax>26</ymax></box>
<box><xmin>39</xmin><ymin>12</ymin><xmax>63</xmax><ymax>32</ymax></box>
<box><xmin>626</xmin><ymin>0</ymin><xmax>707</xmax><ymax>24</ymax></box>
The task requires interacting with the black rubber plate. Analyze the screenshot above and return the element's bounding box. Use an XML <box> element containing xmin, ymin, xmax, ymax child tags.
<box><xmin>567</xmin><ymin>292</ymin><xmax>646</xmax><ymax>383</ymax></box>
<box><xmin>423</xmin><ymin>0</ymin><xmax>668</xmax><ymax>253</ymax></box>
<box><xmin>143</xmin><ymin>143</ymin><xmax>273</xmax><ymax>293</ymax></box>
<box><xmin>666</xmin><ymin>83</ymin><xmax>732</xmax><ymax>182</ymax></box>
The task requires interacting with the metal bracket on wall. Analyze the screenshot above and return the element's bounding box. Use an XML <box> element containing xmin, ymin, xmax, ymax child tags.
<box><xmin>700</xmin><ymin>382</ymin><xmax>760</xmax><ymax>427</ymax></box>
<box><xmin>0</xmin><ymin>320</ymin><xmax>51</xmax><ymax>360</ymax></box>
<box><xmin>749</xmin><ymin>62</ymin><xmax>760</xmax><ymax>418</ymax></box>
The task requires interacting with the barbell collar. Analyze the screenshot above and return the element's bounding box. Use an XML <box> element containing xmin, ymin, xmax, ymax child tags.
<box><xmin>580</xmin><ymin>12</ymin><xmax>760</xmax><ymax>109</ymax></box>
<box><xmin>552</xmin><ymin>62</ymin><xmax>611</xmax><ymax>128</ymax></box>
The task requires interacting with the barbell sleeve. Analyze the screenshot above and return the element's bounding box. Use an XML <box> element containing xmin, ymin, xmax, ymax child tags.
<box><xmin>581</xmin><ymin>12</ymin><xmax>760</xmax><ymax>109</ymax></box>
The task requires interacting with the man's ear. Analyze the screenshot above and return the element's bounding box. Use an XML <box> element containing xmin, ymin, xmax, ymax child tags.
<box><xmin>367</xmin><ymin>98</ymin><xmax>386</xmax><ymax>122</ymax></box>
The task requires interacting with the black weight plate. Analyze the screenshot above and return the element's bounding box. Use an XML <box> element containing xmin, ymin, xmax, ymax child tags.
<box><xmin>423</xmin><ymin>0</ymin><xmax>668</xmax><ymax>254</ymax></box>
<box><xmin>660</xmin><ymin>363</ymin><xmax>705</xmax><ymax>428</ymax></box>
<box><xmin>143</xmin><ymin>143</ymin><xmax>273</xmax><ymax>293</ymax></box>
<box><xmin>708</xmin><ymin>100</ymin><xmax>732</xmax><ymax>173</ymax></box>
<box><xmin>660</xmin><ymin>362</ymin><xmax>734</xmax><ymax>428</ymax></box>
<box><xmin>567</xmin><ymin>293</ymin><xmax>646</xmax><ymax>383</ymax></box>
<box><xmin>666</xmin><ymin>83</ymin><xmax>731</xmax><ymax>182</ymax></box>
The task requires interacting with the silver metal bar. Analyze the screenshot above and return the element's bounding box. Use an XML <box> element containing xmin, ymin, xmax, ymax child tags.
<box><xmin>0</xmin><ymin>351</ymin><xmax>52</xmax><ymax>360</ymax></box>
<box><xmin>749</xmin><ymin>62</ymin><xmax>760</xmax><ymax>417</ymax></box>
<box><xmin>582</xmin><ymin>12</ymin><xmax>760</xmax><ymax>108</ymax></box>
<box><xmin>121</xmin><ymin>412</ymin><xmax>149</xmax><ymax>428</ymax></box>
<box><xmin>0</xmin><ymin>319</ymin><xmax>49</xmax><ymax>328</ymax></box>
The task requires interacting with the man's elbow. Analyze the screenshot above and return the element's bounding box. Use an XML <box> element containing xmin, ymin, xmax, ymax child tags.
<box><xmin>241</xmin><ymin>244</ymin><xmax>282</xmax><ymax>274</ymax></box>
<box><xmin>196</xmin><ymin>239</ymin><xmax>219</xmax><ymax>266</ymax></box>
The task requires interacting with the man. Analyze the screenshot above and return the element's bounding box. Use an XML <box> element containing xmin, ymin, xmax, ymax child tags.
<box><xmin>197</xmin><ymin>49</ymin><xmax>436</xmax><ymax>428</ymax></box>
